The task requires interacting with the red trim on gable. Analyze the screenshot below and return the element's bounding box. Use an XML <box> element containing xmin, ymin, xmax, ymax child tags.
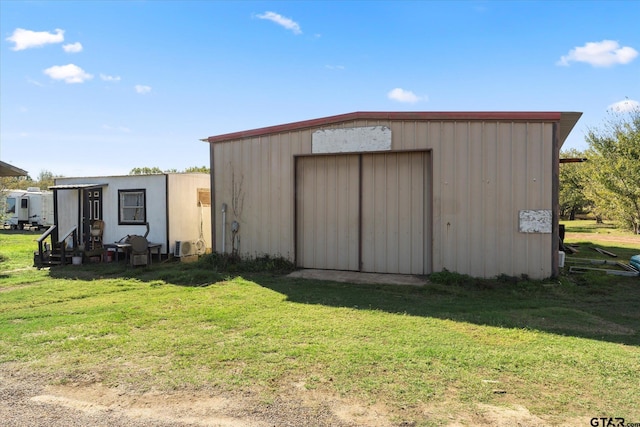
<box><xmin>205</xmin><ymin>111</ymin><xmax>564</xmax><ymax>144</ymax></box>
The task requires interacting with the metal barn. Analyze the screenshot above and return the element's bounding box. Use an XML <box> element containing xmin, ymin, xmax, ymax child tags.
<box><xmin>204</xmin><ymin>112</ymin><xmax>581</xmax><ymax>279</ymax></box>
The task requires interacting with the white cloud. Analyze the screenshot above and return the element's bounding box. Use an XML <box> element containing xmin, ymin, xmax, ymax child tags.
<box><xmin>608</xmin><ymin>99</ymin><xmax>640</xmax><ymax>112</ymax></box>
<box><xmin>257</xmin><ymin>11</ymin><xmax>302</xmax><ymax>35</ymax></box>
<box><xmin>43</xmin><ymin>64</ymin><xmax>93</xmax><ymax>83</ymax></box>
<box><xmin>135</xmin><ymin>85</ymin><xmax>152</xmax><ymax>94</ymax></box>
<box><xmin>325</xmin><ymin>64</ymin><xmax>345</xmax><ymax>70</ymax></box>
<box><xmin>387</xmin><ymin>88</ymin><xmax>424</xmax><ymax>103</ymax></box>
<box><xmin>102</xmin><ymin>124</ymin><xmax>131</xmax><ymax>133</ymax></box>
<box><xmin>100</xmin><ymin>73</ymin><xmax>121</xmax><ymax>82</ymax></box>
<box><xmin>63</xmin><ymin>42</ymin><xmax>83</xmax><ymax>53</ymax></box>
<box><xmin>7</xmin><ymin>28</ymin><xmax>64</xmax><ymax>51</ymax></box>
<box><xmin>27</xmin><ymin>77</ymin><xmax>44</xmax><ymax>87</ymax></box>
<box><xmin>557</xmin><ymin>40</ymin><xmax>638</xmax><ymax>67</ymax></box>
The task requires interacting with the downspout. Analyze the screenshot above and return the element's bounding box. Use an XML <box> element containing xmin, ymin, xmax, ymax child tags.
<box><xmin>165</xmin><ymin>174</ymin><xmax>170</xmax><ymax>257</ymax></box>
<box><xmin>207</xmin><ymin>138</ymin><xmax>217</xmax><ymax>252</ymax></box>
<box><xmin>358</xmin><ymin>154</ymin><xmax>363</xmax><ymax>272</ymax></box>
<box><xmin>221</xmin><ymin>203</ymin><xmax>227</xmax><ymax>253</ymax></box>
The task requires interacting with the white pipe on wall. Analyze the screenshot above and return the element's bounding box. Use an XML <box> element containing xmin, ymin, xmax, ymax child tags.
<box><xmin>221</xmin><ymin>203</ymin><xmax>227</xmax><ymax>253</ymax></box>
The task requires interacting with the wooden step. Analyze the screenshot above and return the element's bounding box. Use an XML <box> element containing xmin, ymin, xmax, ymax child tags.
<box><xmin>34</xmin><ymin>251</ymin><xmax>72</xmax><ymax>267</ymax></box>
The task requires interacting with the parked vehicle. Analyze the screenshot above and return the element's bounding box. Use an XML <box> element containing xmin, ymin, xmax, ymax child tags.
<box><xmin>1</xmin><ymin>188</ymin><xmax>54</xmax><ymax>230</ymax></box>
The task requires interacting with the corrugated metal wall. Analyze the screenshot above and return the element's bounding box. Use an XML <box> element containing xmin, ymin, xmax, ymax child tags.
<box><xmin>213</xmin><ymin>129</ymin><xmax>311</xmax><ymax>259</ymax></box>
<box><xmin>212</xmin><ymin>118</ymin><xmax>555</xmax><ymax>279</ymax></box>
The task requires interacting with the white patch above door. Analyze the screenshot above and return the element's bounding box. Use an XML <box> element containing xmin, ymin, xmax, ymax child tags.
<box><xmin>312</xmin><ymin>126</ymin><xmax>392</xmax><ymax>154</ymax></box>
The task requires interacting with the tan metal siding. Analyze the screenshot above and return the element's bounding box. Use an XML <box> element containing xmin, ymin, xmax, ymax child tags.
<box><xmin>296</xmin><ymin>155</ymin><xmax>359</xmax><ymax>270</ymax></box>
<box><xmin>391</xmin><ymin>120</ymin><xmax>554</xmax><ymax>279</ymax></box>
<box><xmin>214</xmin><ymin>133</ymin><xmax>311</xmax><ymax>258</ymax></box>
<box><xmin>212</xmin><ymin>117</ymin><xmax>558</xmax><ymax>279</ymax></box>
<box><xmin>480</xmin><ymin>122</ymin><xmax>499</xmax><ymax>277</ymax></box>
<box><xmin>467</xmin><ymin>122</ymin><xmax>485</xmax><ymax>276</ymax></box>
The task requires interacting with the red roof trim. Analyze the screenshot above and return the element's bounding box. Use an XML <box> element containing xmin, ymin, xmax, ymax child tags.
<box><xmin>205</xmin><ymin>111</ymin><xmax>564</xmax><ymax>143</ymax></box>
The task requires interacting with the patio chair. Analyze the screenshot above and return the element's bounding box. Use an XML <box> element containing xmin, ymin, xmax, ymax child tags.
<box><xmin>128</xmin><ymin>234</ymin><xmax>149</xmax><ymax>266</ymax></box>
<box><xmin>90</xmin><ymin>220</ymin><xmax>104</xmax><ymax>250</ymax></box>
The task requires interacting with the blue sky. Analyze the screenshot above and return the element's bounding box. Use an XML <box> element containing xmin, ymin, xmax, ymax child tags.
<box><xmin>1</xmin><ymin>1</ymin><xmax>638</xmax><ymax>178</ymax></box>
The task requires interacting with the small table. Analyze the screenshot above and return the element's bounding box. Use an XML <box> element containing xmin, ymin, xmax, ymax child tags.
<box><xmin>147</xmin><ymin>243</ymin><xmax>162</xmax><ymax>264</ymax></box>
<box><xmin>103</xmin><ymin>242</ymin><xmax>131</xmax><ymax>263</ymax></box>
<box><xmin>104</xmin><ymin>242</ymin><xmax>163</xmax><ymax>265</ymax></box>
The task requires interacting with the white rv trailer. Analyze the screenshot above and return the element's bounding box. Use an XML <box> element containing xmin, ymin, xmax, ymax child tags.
<box><xmin>1</xmin><ymin>187</ymin><xmax>54</xmax><ymax>230</ymax></box>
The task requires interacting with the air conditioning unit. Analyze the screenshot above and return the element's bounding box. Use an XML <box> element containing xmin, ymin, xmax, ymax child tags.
<box><xmin>174</xmin><ymin>240</ymin><xmax>195</xmax><ymax>257</ymax></box>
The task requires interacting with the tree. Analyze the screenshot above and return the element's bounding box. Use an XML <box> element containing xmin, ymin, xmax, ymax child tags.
<box><xmin>583</xmin><ymin>109</ymin><xmax>640</xmax><ymax>234</ymax></box>
<box><xmin>129</xmin><ymin>167</ymin><xmax>164</xmax><ymax>175</ymax></box>
<box><xmin>183</xmin><ymin>166</ymin><xmax>210</xmax><ymax>174</ymax></box>
<box><xmin>35</xmin><ymin>170</ymin><xmax>59</xmax><ymax>190</ymax></box>
<box><xmin>129</xmin><ymin>166</ymin><xmax>210</xmax><ymax>175</ymax></box>
<box><xmin>0</xmin><ymin>169</ymin><xmax>62</xmax><ymax>191</ymax></box>
<box><xmin>559</xmin><ymin>148</ymin><xmax>590</xmax><ymax>219</ymax></box>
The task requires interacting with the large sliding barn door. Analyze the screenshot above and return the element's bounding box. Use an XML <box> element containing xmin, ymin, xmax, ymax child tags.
<box><xmin>296</xmin><ymin>155</ymin><xmax>360</xmax><ymax>270</ymax></box>
<box><xmin>296</xmin><ymin>152</ymin><xmax>429</xmax><ymax>274</ymax></box>
<box><xmin>361</xmin><ymin>152</ymin><xmax>428</xmax><ymax>274</ymax></box>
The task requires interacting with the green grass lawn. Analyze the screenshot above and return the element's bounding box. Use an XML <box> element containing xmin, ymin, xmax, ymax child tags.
<box><xmin>561</xmin><ymin>219</ymin><xmax>640</xmax><ymax>273</ymax></box>
<box><xmin>1</xmin><ymin>229</ymin><xmax>639</xmax><ymax>426</ymax></box>
<box><xmin>561</xmin><ymin>219</ymin><xmax>633</xmax><ymax>235</ymax></box>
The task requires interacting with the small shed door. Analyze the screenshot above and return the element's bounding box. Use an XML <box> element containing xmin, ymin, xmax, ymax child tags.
<box><xmin>296</xmin><ymin>155</ymin><xmax>359</xmax><ymax>270</ymax></box>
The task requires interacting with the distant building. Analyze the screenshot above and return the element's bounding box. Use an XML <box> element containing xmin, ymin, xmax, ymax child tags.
<box><xmin>0</xmin><ymin>160</ymin><xmax>28</xmax><ymax>177</ymax></box>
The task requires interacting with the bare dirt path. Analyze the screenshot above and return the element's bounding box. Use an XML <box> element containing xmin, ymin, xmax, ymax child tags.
<box><xmin>0</xmin><ymin>366</ymin><xmax>385</xmax><ymax>427</ymax></box>
<box><xmin>1</xmin><ymin>365</ymin><xmax>594</xmax><ymax>427</ymax></box>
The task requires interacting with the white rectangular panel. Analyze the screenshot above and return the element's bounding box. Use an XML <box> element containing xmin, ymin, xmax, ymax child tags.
<box><xmin>312</xmin><ymin>126</ymin><xmax>391</xmax><ymax>154</ymax></box>
<box><xmin>519</xmin><ymin>210</ymin><xmax>552</xmax><ymax>233</ymax></box>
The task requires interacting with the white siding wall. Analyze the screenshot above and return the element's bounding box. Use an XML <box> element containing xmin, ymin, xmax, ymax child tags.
<box><xmin>55</xmin><ymin>175</ymin><xmax>168</xmax><ymax>250</ymax></box>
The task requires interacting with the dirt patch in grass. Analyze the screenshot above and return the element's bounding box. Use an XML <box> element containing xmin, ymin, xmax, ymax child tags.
<box><xmin>505</xmin><ymin>307</ymin><xmax>636</xmax><ymax>335</ymax></box>
<box><xmin>469</xmin><ymin>403</ymin><xmax>591</xmax><ymax>427</ymax></box>
<box><xmin>2</xmin><ymin>366</ymin><xmax>390</xmax><ymax>427</ymax></box>
<box><xmin>2</xmin><ymin>366</ymin><xmax>593</xmax><ymax>427</ymax></box>
<box><xmin>36</xmin><ymin>379</ymin><xmax>403</xmax><ymax>427</ymax></box>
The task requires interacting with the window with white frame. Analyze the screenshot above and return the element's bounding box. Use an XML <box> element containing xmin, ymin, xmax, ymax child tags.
<box><xmin>118</xmin><ymin>189</ymin><xmax>146</xmax><ymax>224</ymax></box>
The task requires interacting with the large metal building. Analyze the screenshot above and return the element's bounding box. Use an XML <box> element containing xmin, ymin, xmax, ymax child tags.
<box><xmin>204</xmin><ymin>111</ymin><xmax>581</xmax><ymax>279</ymax></box>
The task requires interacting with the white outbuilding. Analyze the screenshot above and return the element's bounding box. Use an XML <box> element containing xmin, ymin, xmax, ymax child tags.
<box><xmin>51</xmin><ymin>173</ymin><xmax>211</xmax><ymax>259</ymax></box>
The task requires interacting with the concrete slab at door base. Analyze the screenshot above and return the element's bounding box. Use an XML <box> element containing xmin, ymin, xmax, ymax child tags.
<box><xmin>287</xmin><ymin>269</ymin><xmax>427</xmax><ymax>286</ymax></box>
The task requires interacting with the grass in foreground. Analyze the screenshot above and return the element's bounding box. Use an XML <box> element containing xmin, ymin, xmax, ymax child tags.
<box><xmin>1</xmin><ymin>230</ymin><xmax>639</xmax><ymax>426</ymax></box>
